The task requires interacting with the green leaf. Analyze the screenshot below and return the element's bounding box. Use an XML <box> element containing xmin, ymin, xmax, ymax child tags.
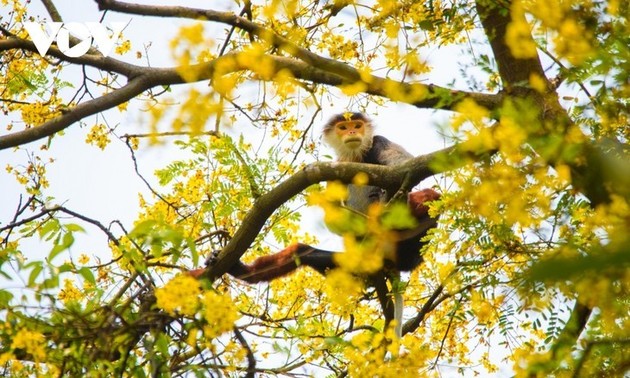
<box><xmin>49</xmin><ymin>231</ymin><xmax>75</xmax><ymax>261</ymax></box>
<box><xmin>130</xmin><ymin>220</ymin><xmax>157</xmax><ymax>236</ymax></box>
<box><xmin>78</xmin><ymin>267</ymin><xmax>96</xmax><ymax>286</ymax></box>
<box><xmin>41</xmin><ymin>275</ymin><xmax>59</xmax><ymax>290</ymax></box>
<box><xmin>39</xmin><ymin>218</ymin><xmax>60</xmax><ymax>240</ymax></box>
<box><xmin>65</xmin><ymin>223</ymin><xmax>85</xmax><ymax>233</ymax></box>
<box><xmin>0</xmin><ymin>290</ymin><xmax>14</xmax><ymax>308</ymax></box>
<box><xmin>155</xmin><ymin>332</ymin><xmax>171</xmax><ymax>357</ymax></box>
<box><xmin>528</xmin><ymin>250</ymin><xmax>630</xmax><ymax>281</ymax></box>
<box><xmin>382</xmin><ymin>202</ymin><xmax>418</xmax><ymax>230</ymax></box>
<box><xmin>28</xmin><ymin>262</ymin><xmax>43</xmax><ymax>287</ymax></box>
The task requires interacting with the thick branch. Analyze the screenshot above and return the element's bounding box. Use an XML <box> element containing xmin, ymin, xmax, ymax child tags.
<box><xmin>0</xmin><ymin>46</ymin><xmax>500</xmax><ymax>149</ymax></box>
<box><xmin>0</xmin><ymin>76</ymin><xmax>152</xmax><ymax>149</ymax></box>
<box><xmin>475</xmin><ymin>0</ymin><xmax>546</xmax><ymax>89</ymax></box>
<box><xmin>475</xmin><ymin>0</ymin><xmax>620</xmax><ymax>208</ymax></box>
<box><xmin>401</xmin><ymin>284</ymin><xmax>444</xmax><ymax>335</ymax></box>
<box><xmin>204</xmin><ymin>143</ymin><xmax>494</xmax><ymax>281</ymax></box>
<box><xmin>95</xmin><ymin>0</ymin><xmax>366</xmax><ymax>80</ymax></box>
<box><xmin>0</xmin><ymin>1</ymin><xmax>504</xmax><ymax>149</ymax></box>
<box><xmin>96</xmin><ymin>0</ymin><xmax>503</xmax><ymax>109</ymax></box>
<box><xmin>0</xmin><ymin>37</ymin><xmax>142</xmax><ymax>77</ymax></box>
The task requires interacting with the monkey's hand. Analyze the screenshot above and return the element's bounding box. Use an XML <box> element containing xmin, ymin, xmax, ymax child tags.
<box><xmin>408</xmin><ymin>188</ymin><xmax>441</xmax><ymax>220</ymax></box>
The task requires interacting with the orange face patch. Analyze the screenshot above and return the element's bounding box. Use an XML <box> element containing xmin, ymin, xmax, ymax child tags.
<box><xmin>335</xmin><ymin>120</ymin><xmax>366</xmax><ymax>139</ymax></box>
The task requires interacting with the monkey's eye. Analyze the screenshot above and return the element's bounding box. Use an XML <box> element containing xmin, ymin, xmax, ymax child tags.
<box><xmin>354</xmin><ymin>122</ymin><xmax>362</xmax><ymax>129</ymax></box>
<box><xmin>338</xmin><ymin>124</ymin><xmax>347</xmax><ymax>130</ymax></box>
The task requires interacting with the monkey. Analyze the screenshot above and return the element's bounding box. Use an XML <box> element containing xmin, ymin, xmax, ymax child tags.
<box><xmin>321</xmin><ymin>112</ymin><xmax>420</xmax><ymax>217</ymax></box>
<box><xmin>219</xmin><ymin>112</ymin><xmax>439</xmax><ymax>281</ymax></box>
<box><xmin>196</xmin><ymin>112</ymin><xmax>440</xmax><ymax>335</ymax></box>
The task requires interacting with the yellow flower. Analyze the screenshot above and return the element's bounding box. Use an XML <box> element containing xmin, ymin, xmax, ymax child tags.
<box><xmin>58</xmin><ymin>278</ymin><xmax>82</xmax><ymax>304</ymax></box>
<box><xmin>114</xmin><ymin>39</ymin><xmax>131</xmax><ymax>55</ymax></box>
<box><xmin>11</xmin><ymin>328</ymin><xmax>46</xmax><ymax>361</ymax></box>
<box><xmin>553</xmin><ymin>19</ymin><xmax>594</xmax><ymax>65</ymax></box>
<box><xmin>352</xmin><ymin>172</ymin><xmax>369</xmax><ymax>186</ymax></box>
<box><xmin>78</xmin><ymin>254</ymin><xmax>90</xmax><ymax>265</ymax></box>
<box><xmin>179</xmin><ymin>23</ymin><xmax>205</xmax><ymax>45</ymax></box>
<box><xmin>0</xmin><ymin>352</ymin><xmax>14</xmax><ymax>365</ymax></box>
<box><xmin>325</xmin><ymin>269</ymin><xmax>363</xmax><ymax>316</ymax></box>
<box><xmin>529</xmin><ymin>73</ymin><xmax>548</xmax><ymax>93</ymax></box>
<box><xmin>155</xmin><ymin>274</ymin><xmax>201</xmax><ymax>316</ymax></box>
<box><xmin>85</xmin><ymin>124</ymin><xmax>111</xmax><ymax>150</ymax></box>
<box><xmin>334</xmin><ymin>235</ymin><xmax>385</xmax><ymax>274</ymax></box>
<box><xmin>324</xmin><ymin>181</ymin><xmax>348</xmax><ymax>202</ymax></box>
<box><xmin>202</xmin><ymin>290</ymin><xmax>239</xmax><ymax>338</ymax></box>
<box><xmin>438</xmin><ymin>261</ymin><xmax>455</xmax><ymax>282</ymax></box>
<box><xmin>505</xmin><ymin>19</ymin><xmax>537</xmax><ymax>59</ymax></box>
<box><xmin>339</xmin><ymin>81</ymin><xmax>367</xmax><ymax>96</ymax></box>
<box><xmin>452</xmin><ymin>98</ymin><xmax>490</xmax><ymax>132</ymax></box>
<box><xmin>471</xmin><ymin>290</ymin><xmax>496</xmax><ymax>326</ymax></box>
<box><xmin>554</xmin><ymin>164</ymin><xmax>571</xmax><ymax>183</ymax></box>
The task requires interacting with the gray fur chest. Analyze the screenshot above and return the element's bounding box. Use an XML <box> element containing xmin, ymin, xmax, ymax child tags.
<box><xmin>344</xmin><ymin>184</ymin><xmax>386</xmax><ymax>215</ymax></box>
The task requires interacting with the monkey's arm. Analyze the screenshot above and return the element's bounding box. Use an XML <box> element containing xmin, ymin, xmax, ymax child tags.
<box><xmin>366</xmin><ymin>135</ymin><xmax>414</xmax><ymax>166</ymax></box>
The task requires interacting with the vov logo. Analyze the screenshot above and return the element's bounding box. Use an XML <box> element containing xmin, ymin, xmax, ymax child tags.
<box><xmin>23</xmin><ymin>22</ymin><xmax>125</xmax><ymax>58</ymax></box>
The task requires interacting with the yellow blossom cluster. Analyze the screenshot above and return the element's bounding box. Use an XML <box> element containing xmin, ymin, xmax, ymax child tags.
<box><xmin>317</xmin><ymin>31</ymin><xmax>359</xmax><ymax>61</ymax></box>
<box><xmin>307</xmin><ymin>181</ymin><xmax>349</xmax><ymax>232</ymax></box>
<box><xmin>155</xmin><ymin>274</ymin><xmax>201</xmax><ymax>317</ymax></box>
<box><xmin>170</xmin><ymin>23</ymin><xmax>216</xmax><ymax>82</ymax></box>
<box><xmin>11</xmin><ymin>328</ymin><xmax>46</xmax><ymax>361</ymax></box>
<box><xmin>451</xmin><ymin>98</ymin><xmax>490</xmax><ymax>133</ymax></box>
<box><xmin>172</xmin><ymin>88</ymin><xmax>214</xmax><ymax>134</ymax></box>
<box><xmin>136</xmin><ymin>194</ymin><xmax>179</xmax><ymax>225</ymax></box>
<box><xmin>154</xmin><ymin>275</ymin><xmax>240</xmax><ymax>338</ymax></box>
<box><xmin>334</xmin><ymin>234</ymin><xmax>388</xmax><ymax>274</ymax></box>
<box><xmin>470</xmin><ymin>289</ymin><xmax>504</xmax><ymax>327</ymax></box>
<box><xmin>201</xmin><ymin>290</ymin><xmax>240</xmax><ymax>338</ymax></box>
<box><xmin>236</xmin><ymin>43</ymin><xmax>276</xmax><ymax>80</ymax></box>
<box><xmin>511</xmin><ymin>341</ymin><xmax>553</xmax><ymax>378</ymax></box>
<box><xmin>58</xmin><ymin>278</ymin><xmax>83</xmax><ymax>304</ymax></box>
<box><xmin>20</xmin><ymin>101</ymin><xmax>61</xmax><ymax>127</ymax></box>
<box><xmin>309</xmin><ymin>177</ymin><xmax>408</xmax><ymax>275</ymax></box>
<box><xmin>507</xmin><ymin>0</ymin><xmax>595</xmax><ymax>65</ymax></box>
<box><xmin>552</xmin><ymin>18</ymin><xmax>594</xmax><ymax>65</ymax></box>
<box><xmin>586</xmin><ymin>194</ymin><xmax>630</xmax><ymax>239</ymax></box>
<box><xmin>324</xmin><ymin>269</ymin><xmax>364</xmax><ymax>316</ymax></box>
<box><xmin>77</xmin><ymin>253</ymin><xmax>90</xmax><ymax>265</ymax></box>
<box><xmin>344</xmin><ymin>326</ymin><xmax>430</xmax><ymax>377</ymax></box>
<box><xmin>179</xmin><ymin>169</ymin><xmax>207</xmax><ymax>204</ymax></box>
<box><xmin>85</xmin><ymin>124</ymin><xmax>111</xmax><ymax>150</ymax></box>
<box><xmin>6</xmin><ymin>158</ymin><xmax>50</xmax><ymax>194</ymax></box>
<box><xmin>505</xmin><ymin>1</ymin><xmax>538</xmax><ymax>59</ymax></box>
<box><xmin>114</xmin><ymin>39</ymin><xmax>131</xmax><ymax>55</ymax></box>
<box><xmin>272</xmin><ymin>69</ymin><xmax>297</xmax><ymax>98</ymax></box>
<box><xmin>261</xmin><ymin>259</ymin><xmax>328</xmax><ymax>319</ymax></box>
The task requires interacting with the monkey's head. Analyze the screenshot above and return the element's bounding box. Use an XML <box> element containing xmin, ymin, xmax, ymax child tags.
<box><xmin>322</xmin><ymin>112</ymin><xmax>374</xmax><ymax>162</ymax></box>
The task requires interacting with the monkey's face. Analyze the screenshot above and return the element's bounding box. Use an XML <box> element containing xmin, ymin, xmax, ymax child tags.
<box><xmin>334</xmin><ymin>120</ymin><xmax>367</xmax><ymax>149</ymax></box>
<box><xmin>323</xmin><ymin>113</ymin><xmax>374</xmax><ymax>161</ymax></box>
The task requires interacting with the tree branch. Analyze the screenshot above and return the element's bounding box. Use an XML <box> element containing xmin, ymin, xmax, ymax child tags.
<box><xmin>0</xmin><ymin>75</ymin><xmax>152</xmax><ymax>149</ymax></box>
<box><xmin>0</xmin><ymin>44</ymin><xmax>501</xmax><ymax>150</ymax></box>
<box><xmin>204</xmin><ymin>143</ymin><xmax>495</xmax><ymax>281</ymax></box>
<box><xmin>0</xmin><ymin>37</ymin><xmax>142</xmax><ymax>77</ymax></box>
<box><xmin>475</xmin><ymin>0</ymin><xmax>546</xmax><ymax>90</ymax></box>
<box><xmin>97</xmin><ymin>0</ymin><xmax>503</xmax><ymax>110</ymax></box>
